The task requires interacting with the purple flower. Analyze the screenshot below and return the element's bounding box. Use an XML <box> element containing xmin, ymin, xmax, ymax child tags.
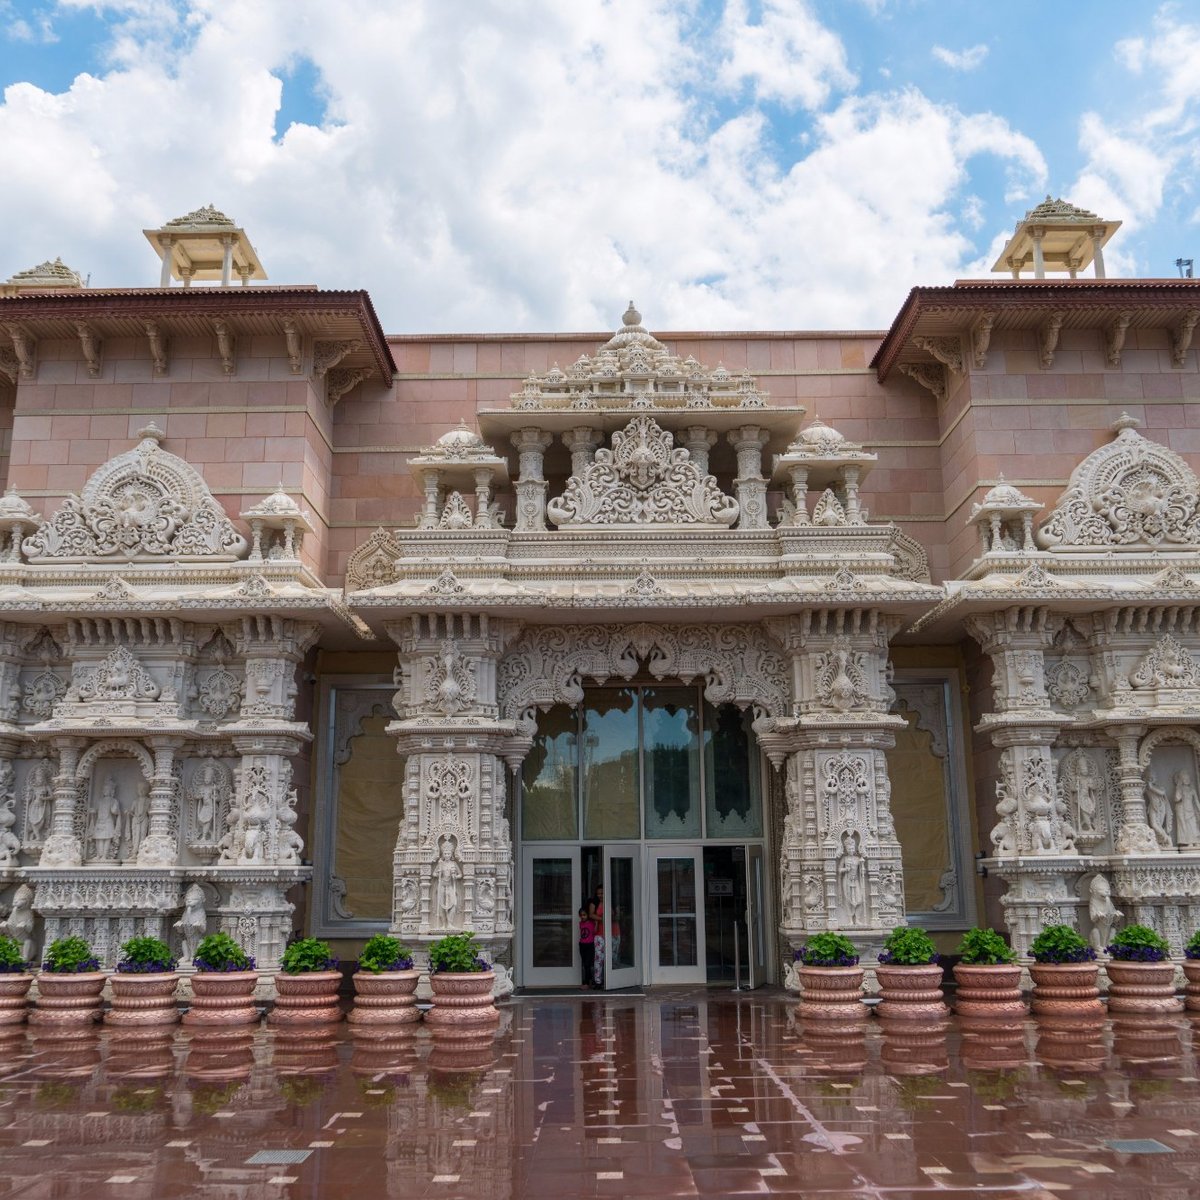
<box><xmin>41</xmin><ymin>957</ymin><xmax>100</xmax><ymax>973</ymax></box>
<box><xmin>194</xmin><ymin>956</ymin><xmax>257</xmax><ymax>973</ymax></box>
<box><xmin>116</xmin><ymin>958</ymin><xmax>177</xmax><ymax>974</ymax></box>
<box><xmin>1031</xmin><ymin>946</ymin><xmax>1096</xmax><ymax>963</ymax></box>
<box><xmin>1107</xmin><ymin>943</ymin><xmax>1167</xmax><ymax>963</ymax></box>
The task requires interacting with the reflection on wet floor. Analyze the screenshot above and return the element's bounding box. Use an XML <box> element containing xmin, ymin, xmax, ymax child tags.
<box><xmin>1</xmin><ymin>991</ymin><xmax>1200</xmax><ymax>1196</ymax></box>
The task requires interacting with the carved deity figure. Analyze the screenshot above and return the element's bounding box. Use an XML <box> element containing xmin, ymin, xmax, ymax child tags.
<box><xmin>277</xmin><ymin>791</ymin><xmax>303</xmax><ymax>865</ymax></box>
<box><xmin>87</xmin><ymin>777</ymin><xmax>122</xmax><ymax>861</ymax></box>
<box><xmin>828</xmin><ymin>649</ymin><xmax>857</xmax><ymax>712</ymax></box>
<box><xmin>1147</xmin><ymin>774</ymin><xmax>1175</xmax><ymax>848</ymax></box>
<box><xmin>398</xmin><ymin>876</ymin><xmax>418</xmax><ymax>915</ymax></box>
<box><xmin>1067</xmin><ymin>755</ymin><xmax>1101</xmax><ymax>835</ymax></box>
<box><xmin>1025</xmin><ymin>789</ymin><xmax>1056</xmax><ymax>853</ymax></box>
<box><xmin>23</xmin><ymin>760</ymin><xmax>53</xmax><ymax>844</ymax></box>
<box><xmin>476</xmin><ymin>876</ymin><xmax>496</xmax><ymax>915</ymax></box>
<box><xmin>174</xmin><ymin>883</ymin><xmax>207</xmax><ymax>962</ymax></box>
<box><xmin>192</xmin><ymin>761</ymin><xmax>224</xmax><ymax>843</ymax></box>
<box><xmin>1172</xmin><ymin>770</ymin><xmax>1200</xmax><ymax>848</ymax></box>
<box><xmin>123</xmin><ymin>781</ymin><xmax>150</xmax><ymax>859</ymax></box>
<box><xmin>990</xmin><ymin>794</ymin><xmax>1018</xmax><ymax>855</ymax></box>
<box><xmin>802</xmin><ymin>874</ymin><xmax>822</xmax><ymax>911</ymax></box>
<box><xmin>0</xmin><ymin>883</ymin><xmax>34</xmax><ymax>963</ymax></box>
<box><xmin>1088</xmin><ymin>875</ymin><xmax>1123</xmax><ymax>954</ymax></box>
<box><xmin>432</xmin><ymin>835</ymin><xmax>463</xmax><ymax>930</ymax></box>
<box><xmin>240</xmin><ymin>803</ymin><xmax>268</xmax><ymax>865</ymax></box>
<box><xmin>836</xmin><ymin>830</ymin><xmax>867</xmax><ymax>926</ymax></box>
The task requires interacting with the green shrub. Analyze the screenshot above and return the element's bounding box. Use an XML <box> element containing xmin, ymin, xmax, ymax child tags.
<box><xmin>116</xmin><ymin>935</ymin><xmax>176</xmax><ymax>973</ymax></box>
<box><xmin>878</xmin><ymin>926</ymin><xmax>939</xmax><ymax>966</ymax></box>
<box><xmin>280</xmin><ymin>937</ymin><xmax>338</xmax><ymax>975</ymax></box>
<box><xmin>794</xmin><ymin>932</ymin><xmax>859</xmax><ymax>967</ymax></box>
<box><xmin>1186</xmin><ymin>930</ymin><xmax>1200</xmax><ymax>960</ymax></box>
<box><xmin>41</xmin><ymin>936</ymin><xmax>100</xmax><ymax>974</ymax></box>
<box><xmin>358</xmin><ymin>934</ymin><xmax>414</xmax><ymax>974</ymax></box>
<box><xmin>429</xmin><ymin>932</ymin><xmax>490</xmax><ymax>973</ymax></box>
<box><xmin>193</xmin><ymin>932</ymin><xmax>254</xmax><ymax>973</ymax></box>
<box><xmin>1029</xmin><ymin>924</ymin><xmax>1095</xmax><ymax>964</ymax></box>
<box><xmin>1107</xmin><ymin>923</ymin><xmax>1170</xmax><ymax>962</ymax></box>
<box><xmin>0</xmin><ymin>935</ymin><xmax>28</xmax><ymax>973</ymax></box>
<box><xmin>956</xmin><ymin>927</ymin><xmax>1017</xmax><ymax>966</ymax></box>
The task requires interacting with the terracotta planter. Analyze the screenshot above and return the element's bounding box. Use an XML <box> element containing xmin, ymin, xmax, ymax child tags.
<box><xmin>1184</xmin><ymin>959</ymin><xmax>1200</xmax><ymax>1011</ymax></box>
<box><xmin>183</xmin><ymin>1027</ymin><xmax>256</xmax><ymax>1081</ymax></box>
<box><xmin>1035</xmin><ymin>1022</ymin><xmax>1106</xmax><ymax>1072</ymax></box>
<box><xmin>1104</xmin><ymin>960</ymin><xmax>1182</xmax><ymax>1015</ymax></box>
<box><xmin>182</xmin><ymin>970</ymin><xmax>260</xmax><ymax>1026</ymax></box>
<box><xmin>797</xmin><ymin>965</ymin><xmax>867</xmax><ymax>1021</ymax></box>
<box><xmin>0</xmin><ymin>974</ymin><xmax>32</xmax><ymax>1025</ymax></box>
<box><xmin>425</xmin><ymin>971</ymin><xmax>499</xmax><ymax>1041</ymax></box>
<box><xmin>879</xmin><ymin>1020</ymin><xmax>949</xmax><ymax>1076</ymax></box>
<box><xmin>29</xmin><ymin>971</ymin><xmax>106</xmax><ymax>1025</ymax></box>
<box><xmin>107</xmin><ymin>1030</ymin><xmax>175</xmax><ymax>1079</ymax></box>
<box><xmin>350</xmin><ymin>1027</ymin><xmax>418</xmax><ymax>1077</ymax></box>
<box><xmin>268</xmin><ymin>970</ymin><xmax>343</xmax><ymax>1025</ymax></box>
<box><xmin>272</xmin><ymin>1025</ymin><xmax>340</xmax><ymax>1073</ymax></box>
<box><xmin>875</xmin><ymin>963</ymin><xmax>948</xmax><ymax>1020</ymax></box>
<box><xmin>800</xmin><ymin>1024</ymin><xmax>867</xmax><ymax>1075</ymax></box>
<box><xmin>348</xmin><ymin>969</ymin><xmax>421</xmax><ymax>1026</ymax></box>
<box><xmin>953</xmin><ymin>963</ymin><xmax>1029</xmax><ymax>1018</ymax></box>
<box><xmin>105</xmin><ymin>972</ymin><xmax>180</xmax><ymax>1026</ymax></box>
<box><xmin>1029</xmin><ymin>961</ymin><xmax>1103</xmax><ymax>1017</ymax></box>
<box><xmin>958</xmin><ymin>1016</ymin><xmax>1028</xmax><ymax>1071</ymax></box>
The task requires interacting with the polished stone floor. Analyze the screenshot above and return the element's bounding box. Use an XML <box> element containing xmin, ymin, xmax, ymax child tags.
<box><xmin>0</xmin><ymin>990</ymin><xmax>1199</xmax><ymax>1197</ymax></box>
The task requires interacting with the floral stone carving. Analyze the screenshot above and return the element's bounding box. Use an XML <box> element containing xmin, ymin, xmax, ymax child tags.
<box><xmin>22</xmin><ymin>424</ymin><xmax>248</xmax><ymax>562</ymax></box>
<box><xmin>547</xmin><ymin>414</ymin><xmax>739</xmax><ymax>528</ymax></box>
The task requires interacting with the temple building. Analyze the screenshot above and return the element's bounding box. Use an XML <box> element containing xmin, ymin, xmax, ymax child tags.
<box><xmin>1</xmin><ymin>199</ymin><xmax>1199</xmax><ymax>991</ymax></box>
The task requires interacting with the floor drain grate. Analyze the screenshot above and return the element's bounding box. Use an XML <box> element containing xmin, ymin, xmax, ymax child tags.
<box><xmin>246</xmin><ymin>1150</ymin><xmax>313</xmax><ymax>1165</ymax></box>
<box><xmin>1104</xmin><ymin>1139</ymin><xmax>1173</xmax><ymax>1155</ymax></box>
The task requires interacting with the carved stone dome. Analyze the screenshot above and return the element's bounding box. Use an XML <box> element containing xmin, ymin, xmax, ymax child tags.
<box><xmin>601</xmin><ymin>301</ymin><xmax>666</xmax><ymax>353</ymax></box>
<box><xmin>981</xmin><ymin>475</ymin><xmax>1035</xmax><ymax>508</ymax></box>
<box><xmin>435</xmin><ymin>423</ymin><xmax>490</xmax><ymax>455</ymax></box>
<box><xmin>798</xmin><ymin>418</ymin><xmax>845</xmax><ymax>446</ymax></box>
<box><xmin>0</xmin><ymin>489</ymin><xmax>38</xmax><ymax>522</ymax></box>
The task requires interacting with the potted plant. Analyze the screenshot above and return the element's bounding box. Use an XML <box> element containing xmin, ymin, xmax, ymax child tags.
<box><xmin>794</xmin><ymin>933</ymin><xmax>866</xmax><ymax>1022</ymax></box>
<box><xmin>425</xmin><ymin>932</ymin><xmax>499</xmax><ymax>1039</ymax></box>
<box><xmin>1104</xmin><ymin>924</ymin><xmax>1182</xmax><ymax>1015</ymax></box>
<box><xmin>953</xmin><ymin>927</ymin><xmax>1027</xmax><ymax>1018</ymax></box>
<box><xmin>268</xmin><ymin>937</ymin><xmax>342</xmax><ymax>1026</ymax></box>
<box><xmin>106</xmin><ymin>936</ymin><xmax>179</xmax><ymax>1026</ymax></box>
<box><xmin>349</xmin><ymin>934</ymin><xmax>420</xmax><ymax>1027</ymax></box>
<box><xmin>0</xmin><ymin>934</ymin><xmax>32</xmax><ymax>1025</ymax></box>
<box><xmin>875</xmin><ymin>927</ymin><xmax>947</xmax><ymax>1020</ymax></box>
<box><xmin>1184</xmin><ymin>931</ymin><xmax>1200</xmax><ymax>1012</ymax></box>
<box><xmin>1028</xmin><ymin>924</ymin><xmax>1102</xmax><ymax>1017</ymax></box>
<box><xmin>30</xmin><ymin>936</ymin><xmax>105</xmax><ymax>1025</ymax></box>
<box><xmin>182</xmin><ymin>932</ymin><xmax>259</xmax><ymax>1027</ymax></box>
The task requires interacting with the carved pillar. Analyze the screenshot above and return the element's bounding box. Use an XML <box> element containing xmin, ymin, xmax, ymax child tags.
<box><xmin>1106</xmin><ymin>724</ymin><xmax>1158</xmax><ymax>854</ymax></box>
<box><xmin>39</xmin><ymin>737</ymin><xmax>85</xmax><ymax>867</ymax></box>
<box><xmin>681</xmin><ymin>427</ymin><xmax>717</xmax><ymax>475</ymax></box>
<box><xmin>511</xmin><ymin>429</ymin><xmax>553</xmax><ymax>532</ymax></box>
<box><xmin>1092</xmin><ymin>227</ymin><xmax>1107</xmax><ymax>278</ymax></box>
<box><xmin>767</xmin><ymin>612</ymin><xmax>906</xmax><ymax>954</ymax></box>
<box><xmin>418</xmin><ymin>468</ymin><xmax>441</xmax><ymax>530</ymax></box>
<box><xmin>729</xmin><ymin>426</ymin><xmax>769</xmax><ymax>530</ymax></box>
<box><xmin>786</xmin><ymin>464</ymin><xmax>809</xmax><ymax>525</ymax></box>
<box><xmin>386</xmin><ymin>613</ymin><xmax>519</xmax><ymax>977</ymax></box>
<box><xmin>473</xmin><ymin>468</ymin><xmax>495</xmax><ymax>529</ymax></box>
<box><xmin>842</xmin><ymin>466</ymin><xmax>863</xmax><ymax>524</ymax></box>
<box><xmin>158</xmin><ymin>236</ymin><xmax>174</xmax><ymax>288</ymax></box>
<box><xmin>138</xmin><ymin>735</ymin><xmax>183</xmax><ymax>866</ymax></box>
<box><xmin>563</xmin><ymin>427</ymin><xmax>603</xmax><ymax>478</ymax></box>
<box><xmin>1031</xmin><ymin>227</ymin><xmax>1045</xmax><ymax>278</ymax></box>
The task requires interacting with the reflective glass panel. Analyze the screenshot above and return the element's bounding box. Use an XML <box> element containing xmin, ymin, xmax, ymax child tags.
<box><xmin>522</xmin><ymin>704</ymin><xmax>577</xmax><ymax>840</ymax></box>
<box><xmin>609</xmin><ymin>854</ymin><xmax>636</xmax><ymax>972</ymax></box>
<box><xmin>703</xmin><ymin>702</ymin><xmax>763</xmax><ymax>837</ymax></box>
<box><xmin>530</xmin><ymin>857</ymin><xmax>575</xmax><ymax>967</ymax></box>
<box><xmin>583</xmin><ymin>689</ymin><xmax>640</xmax><ymax>840</ymax></box>
<box><xmin>644</xmin><ymin>687</ymin><xmax>702</xmax><ymax>838</ymax></box>
<box><xmin>656</xmin><ymin>856</ymin><xmax>698</xmax><ymax>967</ymax></box>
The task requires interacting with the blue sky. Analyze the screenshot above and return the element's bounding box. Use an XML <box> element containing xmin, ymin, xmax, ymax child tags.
<box><xmin>0</xmin><ymin>1</ymin><xmax>1195</xmax><ymax>332</ymax></box>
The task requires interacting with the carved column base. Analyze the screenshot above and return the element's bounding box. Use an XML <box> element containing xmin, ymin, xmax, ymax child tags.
<box><xmin>136</xmin><ymin>835</ymin><xmax>178</xmax><ymax>867</ymax></box>
<box><xmin>38</xmin><ymin>835</ymin><xmax>82</xmax><ymax>868</ymax></box>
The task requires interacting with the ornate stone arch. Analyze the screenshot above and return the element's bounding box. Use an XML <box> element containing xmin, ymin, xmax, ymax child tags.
<box><xmin>1138</xmin><ymin>726</ymin><xmax>1200</xmax><ymax>769</ymax></box>
<box><xmin>74</xmin><ymin>739</ymin><xmax>155</xmax><ymax>782</ymax></box>
<box><xmin>497</xmin><ymin>622</ymin><xmax>789</xmax><ymax>735</ymax></box>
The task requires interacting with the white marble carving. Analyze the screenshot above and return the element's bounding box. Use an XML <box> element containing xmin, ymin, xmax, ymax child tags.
<box><xmin>0</xmin><ymin>883</ymin><xmax>34</xmax><ymax>963</ymax></box>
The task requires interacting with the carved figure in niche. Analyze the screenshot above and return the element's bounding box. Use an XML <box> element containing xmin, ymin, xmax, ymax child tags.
<box><xmin>802</xmin><ymin>874</ymin><xmax>822</xmax><ymax>910</ymax></box>
<box><xmin>174</xmin><ymin>883</ymin><xmax>207</xmax><ymax>962</ymax></box>
<box><xmin>1088</xmin><ymin>875</ymin><xmax>1122</xmax><ymax>954</ymax></box>
<box><xmin>398</xmin><ymin>876</ymin><xmax>418</xmax><ymax>915</ymax></box>
<box><xmin>930</xmin><ymin>866</ymin><xmax>958</xmax><ymax>913</ymax></box>
<box><xmin>880</xmin><ymin>869</ymin><xmax>901</xmax><ymax>912</ymax></box>
<box><xmin>991</xmin><ymin>790</ymin><xmax>1018</xmax><ymax>855</ymax></box>
<box><xmin>87</xmin><ymin>777</ymin><xmax>122</xmax><ymax>860</ymax></box>
<box><xmin>1068</xmin><ymin>755</ymin><xmax>1100</xmax><ymax>835</ymax></box>
<box><xmin>1173</xmin><ymin>770</ymin><xmax>1200</xmax><ymax>848</ymax></box>
<box><xmin>432</xmin><ymin>835</ymin><xmax>463</xmax><ymax>929</ymax></box>
<box><xmin>191</xmin><ymin>760</ymin><xmax>225</xmax><ymax>843</ymax></box>
<box><xmin>240</xmin><ymin>806</ymin><xmax>267</xmax><ymax>865</ymax></box>
<box><xmin>1025</xmin><ymin>789</ymin><xmax>1056</xmax><ymax>853</ymax></box>
<box><xmin>476</xmin><ymin>876</ymin><xmax>496</xmax><ymax>915</ymax></box>
<box><xmin>836</xmin><ymin>830</ymin><xmax>867</xmax><ymax>925</ymax></box>
<box><xmin>0</xmin><ymin>883</ymin><xmax>35</xmax><ymax>963</ymax></box>
<box><xmin>278</xmin><ymin>791</ymin><xmax>303</xmax><ymax>865</ymax></box>
<box><xmin>123</xmin><ymin>781</ymin><xmax>150</xmax><ymax>858</ymax></box>
<box><xmin>23</xmin><ymin>760</ymin><xmax>53</xmax><ymax>844</ymax></box>
<box><xmin>1147</xmin><ymin>774</ymin><xmax>1175</xmax><ymax>848</ymax></box>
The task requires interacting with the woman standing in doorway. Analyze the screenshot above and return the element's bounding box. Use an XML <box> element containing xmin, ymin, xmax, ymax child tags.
<box><xmin>578</xmin><ymin>906</ymin><xmax>596</xmax><ymax>990</ymax></box>
<box><xmin>590</xmin><ymin>887</ymin><xmax>605</xmax><ymax>988</ymax></box>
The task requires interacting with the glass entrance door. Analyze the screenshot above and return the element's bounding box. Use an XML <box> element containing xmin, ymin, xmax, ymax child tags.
<box><xmin>648</xmin><ymin>846</ymin><xmax>706</xmax><ymax>984</ymax></box>
<box><xmin>520</xmin><ymin>845</ymin><xmax>581</xmax><ymax>988</ymax></box>
<box><xmin>602</xmin><ymin>846</ymin><xmax>640</xmax><ymax>990</ymax></box>
<box><xmin>744</xmin><ymin>844</ymin><xmax>769</xmax><ymax>988</ymax></box>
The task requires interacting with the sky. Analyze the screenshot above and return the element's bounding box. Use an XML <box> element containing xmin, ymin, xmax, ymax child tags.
<box><xmin>0</xmin><ymin>0</ymin><xmax>1197</xmax><ymax>334</ymax></box>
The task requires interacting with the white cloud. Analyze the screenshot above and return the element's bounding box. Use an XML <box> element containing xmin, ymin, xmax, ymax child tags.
<box><xmin>0</xmin><ymin>0</ymin><xmax>1049</xmax><ymax>331</ymax></box>
<box><xmin>931</xmin><ymin>44</ymin><xmax>988</xmax><ymax>72</ymax></box>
